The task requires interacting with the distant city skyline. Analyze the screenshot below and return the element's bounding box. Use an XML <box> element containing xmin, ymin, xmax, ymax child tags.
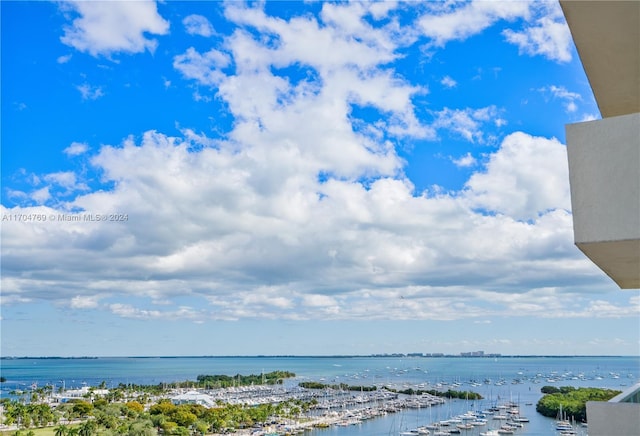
<box><xmin>2</xmin><ymin>1</ymin><xmax>638</xmax><ymax>357</ymax></box>
<box><xmin>4</xmin><ymin>351</ymin><xmax>639</xmax><ymax>359</ymax></box>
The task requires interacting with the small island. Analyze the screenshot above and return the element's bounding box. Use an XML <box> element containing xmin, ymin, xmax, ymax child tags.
<box><xmin>536</xmin><ymin>385</ymin><xmax>621</xmax><ymax>422</ymax></box>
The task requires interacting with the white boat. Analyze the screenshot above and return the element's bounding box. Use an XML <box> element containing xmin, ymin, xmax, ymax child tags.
<box><xmin>400</xmin><ymin>426</ymin><xmax>431</xmax><ymax>436</ymax></box>
<box><xmin>400</xmin><ymin>430</ymin><xmax>426</xmax><ymax>436</ymax></box>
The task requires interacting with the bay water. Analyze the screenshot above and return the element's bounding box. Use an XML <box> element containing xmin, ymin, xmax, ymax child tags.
<box><xmin>1</xmin><ymin>355</ymin><xmax>638</xmax><ymax>435</ymax></box>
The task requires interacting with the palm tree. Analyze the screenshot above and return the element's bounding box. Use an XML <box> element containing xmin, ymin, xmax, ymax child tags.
<box><xmin>55</xmin><ymin>423</ymin><xmax>69</xmax><ymax>436</ymax></box>
<box><xmin>78</xmin><ymin>420</ymin><xmax>97</xmax><ymax>436</ymax></box>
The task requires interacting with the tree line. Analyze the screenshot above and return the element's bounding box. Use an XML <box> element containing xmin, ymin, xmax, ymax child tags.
<box><xmin>384</xmin><ymin>387</ymin><xmax>483</xmax><ymax>400</ymax></box>
<box><xmin>298</xmin><ymin>381</ymin><xmax>377</xmax><ymax>391</ymax></box>
<box><xmin>195</xmin><ymin>370</ymin><xmax>295</xmax><ymax>388</ymax></box>
<box><xmin>0</xmin><ymin>370</ymin><xmax>299</xmax><ymax>435</ymax></box>
<box><xmin>297</xmin><ymin>382</ymin><xmax>482</xmax><ymax>400</ymax></box>
<box><xmin>535</xmin><ymin>386</ymin><xmax>621</xmax><ymax>422</ymax></box>
<box><xmin>1</xmin><ymin>395</ymin><xmax>317</xmax><ymax>436</ymax></box>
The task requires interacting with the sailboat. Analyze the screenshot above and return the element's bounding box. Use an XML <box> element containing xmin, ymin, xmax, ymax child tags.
<box><xmin>555</xmin><ymin>404</ymin><xmax>574</xmax><ymax>432</ymax></box>
<box><xmin>399</xmin><ymin>428</ymin><xmax>430</xmax><ymax>435</ymax></box>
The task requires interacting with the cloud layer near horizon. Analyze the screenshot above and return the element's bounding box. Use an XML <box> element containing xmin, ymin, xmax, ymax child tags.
<box><xmin>2</xmin><ymin>124</ymin><xmax>624</xmax><ymax>322</ymax></box>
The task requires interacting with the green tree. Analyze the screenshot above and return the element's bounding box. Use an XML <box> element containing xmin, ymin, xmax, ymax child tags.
<box><xmin>202</xmin><ymin>408</ymin><xmax>224</xmax><ymax>432</ymax></box>
<box><xmin>29</xmin><ymin>403</ymin><xmax>55</xmax><ymax>427</ymax></box>
<box><xmin>106</xmin><ymin>390</ymin><xmax>125</xmax><ymax>403</ymax></box>
<box><xmin>536</xmin><ymin>386</ymin><xmax>621</xmax><ymax>422</ymax></box>
<box><xmin>55</xmin><ymin>424</ymin><xmax>69</xmax><ymax>436</ymax></box>
<box><xmin>95</xmin><ymin>411</ymin><xmax>119</xmax><ymax>430</ymax></box>
<box><xmin>171</xmin><ymin>409</ymin><xmax>197</xmax><ymax>428</ymax></box>
<box><xmin>72</xmin><ymin>402</ymin><xmax>94</xmax><ymax>418</ymax></box>
<box><xmin>124</xmin><ymin>401</ymin><xmax>144</xmax><ymax>416</ymax></box>
<box><xmin>149</xmin><ymin>400</ymin><xmax>176</xmax><ymax>416</ymax></box>
<box><xmin>78</xmin><ymin>420</ymin><xmax>96</xmax><ymax>436</ymax></box>
<box><xmin>3</xmin><ymin>401</ymin><xmax>24</xmax><ymax>427</ymax></box>
<box><xmin>193</xmin><ymin>420</ymin><xmax>209</xmax><ymax>435</ymax></box>
<box><xmin>170</xmin><ymin>426</ymin><xmax>190</xmax><ymax>436</ymax></box>
<box><xmin>93</xmin><ymin>399</ymin><xmax>108</xmax><ymax>410</ymax></box>
<box><xmin>160</xmin><ymin>421</ymin><xmax>177</xmax><ymax>434</ymax></box>
<box><xmin>126</xmin><ymin>419</ymin><xmax>154</xmax><ymax>436</ymax></box>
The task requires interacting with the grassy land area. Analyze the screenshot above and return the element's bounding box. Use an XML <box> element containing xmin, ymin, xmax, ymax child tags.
<box><xmin>1</xmin><ymin>423</ymin><xmax>85</xmax><ymax>436</ymax></box>
<box><xmin>1</xmin><ymin>428</ymin><xmax>56</xmax><ymax>436</ymax></box>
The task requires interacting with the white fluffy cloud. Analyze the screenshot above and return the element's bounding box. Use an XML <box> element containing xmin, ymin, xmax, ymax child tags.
<box><xmin>441</xmin><ymin>75</ymin><xmax>457</xmax><ymax>88</ymax></box>
<box><xmin>0</xmin><ymin>126</ymin><xmax>598</xmax><ymax>323</ymax></box>
<box><xmin>60</xmin><ymin>0</ymin><xmax>169</xmax><ymax>57</ymax></box>
<box><xmin>1</xmin><ymin>0</ymin><xmax>616</xmax><ymax>326</ymax></box>
<box><xmin>502</xmin><ymin>3</ymin><xmax>573</xmax><ymax>63</ymax></box>
<box><xmin>418</xmin><ymin>1</ymin><xmax>573</xmax><ymax>63</ymax></box>
<box><xmin>76</xmin><ymin>83</ymin><xmax>104</xmax><ymax>100</ymax></box>
<box><xmin>463</xmin><ymin>132</ymin><xmax>571</xmax><ymax>220</ymax></box>
<box><xmin>173</xmin><ymin>48</ymin><xmax>231</xmax><ymax>87</ymax></box>
<box><xmin>63</xmin><ymin>142</ymin><xmax>89</xmax><ymax>156</ymax></box>
<box><xmin>452</xmin><ymin>152</ymin><xmax>476</xmax><ymax>168</ymax></box>
<box><xmin>70</xmin><ymin>295</ymin><xmax>101</xmax><ymax>309</ymax></box>
<box><xmin>418</xmin><ymin>1</ymin><xmax>531</xmax><ymax>46</ymax></box>
<box><xmin>30</xmin><ymin>187</ymin><xmax>50</xmax><ymax>204</ymax></box>
<box><xmin>432</xmin><ymin>106</ymin><xmax>500</xmax><ymax>143</ymax></box>
<box><xmin>539</xmin><ymin>85</ymin><xmax>583</xmax><ymax>113</ymax></box>
<box><xmin>183</xmin><ymin>14</ymin><xmax>214</xmax><ymax>37</ymax></box>
<box><xmin>43</xmin><ymin>171</ymin><xmax>79</xmax><ymax>190</ymax></box>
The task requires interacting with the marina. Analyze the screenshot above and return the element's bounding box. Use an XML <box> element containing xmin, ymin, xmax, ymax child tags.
<box><xmin>1</xmin><ymin>355</ymin><xmax>638</xmax><ymax>436</ymax></box>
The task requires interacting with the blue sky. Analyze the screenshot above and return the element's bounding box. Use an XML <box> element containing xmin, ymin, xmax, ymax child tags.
<box><xmin>2</xmin><ymin>0</ymin><xmax>638</xmax><ymax>357</ymax></box>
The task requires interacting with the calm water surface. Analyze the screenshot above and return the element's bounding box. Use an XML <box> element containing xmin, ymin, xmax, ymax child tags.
<box><xmin>1</xmin><ymin>356</ymin><xmax>638</xmax><ymax>436</ymax></box>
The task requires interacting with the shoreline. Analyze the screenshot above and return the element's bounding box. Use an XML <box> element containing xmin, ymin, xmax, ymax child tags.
<box><xmin>2</xmin><ymin>357</ymin><xmax>635</xmax><ymax>436</ymax></box>
<box><xmin>2</xmin><ymin>354</ymin><xmax>638</xmax><ymax>360</ymax></box>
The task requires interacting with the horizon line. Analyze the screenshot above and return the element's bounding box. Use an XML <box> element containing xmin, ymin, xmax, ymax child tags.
<box><xmin>2</xmin><ymin>354</ymin><xmax>639</xmax><ymax>359</ymax></box>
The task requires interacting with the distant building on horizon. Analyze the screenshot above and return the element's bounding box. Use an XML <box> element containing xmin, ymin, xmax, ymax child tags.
<box><xmin>460</xmin><ymin>351</ymin><xmax>484</xmax><ymax>357</ymax></box>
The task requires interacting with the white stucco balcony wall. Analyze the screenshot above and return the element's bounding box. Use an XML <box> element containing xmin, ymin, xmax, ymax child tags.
<box><xmin>586</xmin><ymin>385</ymin><xmax>640</xmax><ymax>436</ymax></box>
<box><xmin>566</xmin><ymin>112</ymin><xmax>640</xmax><ymax>289</ymax></box>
